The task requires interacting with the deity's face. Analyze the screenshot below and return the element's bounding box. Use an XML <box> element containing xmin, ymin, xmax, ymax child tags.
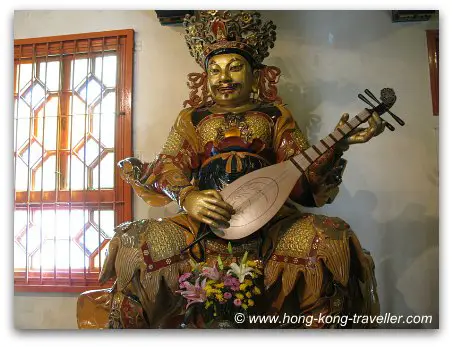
<box><xmin>206</xmin><ymin>53</ymin><xmax>258</xmax><ymax>107</ymax></box>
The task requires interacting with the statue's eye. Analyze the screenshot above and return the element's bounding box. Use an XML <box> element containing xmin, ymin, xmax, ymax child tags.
<box><xmin>209</xmin><ymin>67</ymin><xmax>220</xmax><ymax>75</ymax></box>
<box><xmin>230</xmin><ymin>64</ymin><xmax>243</xmax><ymax>72</ymax></box>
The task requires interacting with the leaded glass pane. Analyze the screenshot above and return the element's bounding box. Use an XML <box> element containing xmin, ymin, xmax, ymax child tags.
<box><xmin>100</xmin><ymin>210</ymin><xmax>115</xmax><ymax>238</ymax></box>
<box><xmin>20</xmin><ymin>139</ymin><xmax>43</xmax><ymax>168</ymax></box>
<box><xmin>77</xmin><ymin>75</ymin><xmax>105</xmax><ymax>106</ymax></box>
<box><xmin>33</xmin><ymin>155</ymin><xmax>56</xmax><ymax>191</ymax></box>
<box><xmin>81</xmin><ymin>225</ymin><xmax>104</xmax><ymax>254</ymax></box>
<box><xmin>92</xmin><ymin>152</ymin><xmax>114</xmax><ymax>189</ymax></box>
<box><xmin>22</xmin><ymin>80</ymin><xmax>47</xmax><ymax>109</ymax></box>
<box><xmin>15</xmin><ymin>158</ymin><xmax>29</xmax><ymax>192</ymax></box>
<box><xmin>36</xmin><ymin>97</ymin><xmax>59</xmax><ymax>150</ymax></box>
<box><xmin>39</xmin><ymin>61</ymin><xmax>60</xmax><ymax>91</ymax></box>
<box><xmin>71</xmin><ymin>58</ymin><xmax>89</xmax><ymax>89</ymax></box>
<box><xmin>17</xmin><ymin>63</ymin><xmax>33</xmax><ymax>93</ymax></box>
<box><xmin>95</xmin><ymin>55</ymin><xmax>117</xmax><ymax>88</ymax></box>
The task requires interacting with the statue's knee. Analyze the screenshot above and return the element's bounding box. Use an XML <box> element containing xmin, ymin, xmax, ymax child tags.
<box><xmin>77</xmin><ymin>289</ymin><xmax>112</xmax><ymax>329</ymax></box>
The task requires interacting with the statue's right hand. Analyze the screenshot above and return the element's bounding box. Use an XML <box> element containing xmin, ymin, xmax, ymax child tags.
<box><xmin>118</xmin><ymin>157</ymin><xmax>144</xmax><ymax>182</ymax></box>
<box><xmin>182</xmin><ymin>189</ymin><xmax>235</xmax><ymax>229</ymax></box>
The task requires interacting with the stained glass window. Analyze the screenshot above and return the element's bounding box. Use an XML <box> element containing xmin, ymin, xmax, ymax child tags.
<box><xmin>14</xmin><ymin>30</ymin><xmax>134</xmax><ymax>292</ymax></box>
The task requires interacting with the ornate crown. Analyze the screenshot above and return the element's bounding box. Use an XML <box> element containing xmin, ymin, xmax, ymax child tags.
<box><xmin>183</xmin><ymin>10</ymin><xmax>277</xmax><ymax>69</ymax></box>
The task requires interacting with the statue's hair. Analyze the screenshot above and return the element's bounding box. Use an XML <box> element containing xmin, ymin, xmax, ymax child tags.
<box><xmin>183</xmin><ymin>65</ymin><xmax>282</xmax><ymax>108</ymax></box>
<box><xmin>183</xmin><ymin>72</ymin><xmax>213</xmax><ymax>108</ymax></box>
<box><xmin>258</xmin><ymin>65</ymin><xmax>282</xmax><ymax>104</ymax></box>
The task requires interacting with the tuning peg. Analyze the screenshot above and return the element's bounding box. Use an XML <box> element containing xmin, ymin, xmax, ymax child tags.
<box><xmin>365</xmin><ymin>89</ymin><xmax>405</xmax><ymax>126</ymax></box>
<box><xmin>384</xmin><ymin>122</ymin><xmax>395</xmax><ymax>131</ymax></box>
<box><xmin>358</xmin><ymin>93</ymin><xmax>395</xmax><ymax>131</ymax></box>
<box><xmin>358</xmin><ymin>93</ymin><xmax>375</xmax><ymax>108</ymax></box>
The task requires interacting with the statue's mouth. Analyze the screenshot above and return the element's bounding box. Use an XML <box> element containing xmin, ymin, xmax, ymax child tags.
<box><xmin>217</xmin><ymin>83</ymin><xmax>240</xmax><ymax>95</ymax></box>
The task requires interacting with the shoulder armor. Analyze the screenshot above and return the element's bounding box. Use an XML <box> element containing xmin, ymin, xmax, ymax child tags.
<box><xmin>191</xmin><ymin>107</ymin><xmax>211</xmax><ymax>127</ymax></box>
<box><xmin>256</xmin><ymin>103</ymin><xmax>283</xmax><ymax>122</ymax></box>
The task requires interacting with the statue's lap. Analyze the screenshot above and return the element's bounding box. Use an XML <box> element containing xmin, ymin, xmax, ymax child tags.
<box><xmin>78</xmin><ymin>211</ymin><xmax>378</xmax><ymax>328</ymax></box>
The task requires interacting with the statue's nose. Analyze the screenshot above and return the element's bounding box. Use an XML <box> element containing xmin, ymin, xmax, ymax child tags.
<box><xmin>219</xmin><ymin>69</ymin><xmax>232</xmax><ymax>83</ymax></box>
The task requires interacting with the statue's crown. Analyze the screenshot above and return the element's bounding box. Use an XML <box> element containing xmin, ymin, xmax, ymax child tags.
<box><xmin>183</xmin><ymin>10</ymin><xmax>277</xmax><ymax>69</ymax></box>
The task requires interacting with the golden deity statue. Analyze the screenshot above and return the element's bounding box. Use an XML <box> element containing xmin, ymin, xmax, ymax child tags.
<box><xmin>77</xmin><ymin>10</ymin><xmax>384</xmax><ymax>329</ymax></box>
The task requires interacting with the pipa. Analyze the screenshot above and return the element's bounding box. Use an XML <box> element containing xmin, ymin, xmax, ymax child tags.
<box><xmin>213</xmin><ymin>88</ymin><xmax>403</xmax><ymax>240</ymax></box>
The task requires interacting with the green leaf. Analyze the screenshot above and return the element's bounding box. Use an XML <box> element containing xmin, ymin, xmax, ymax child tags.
<box><xmin>227</xmin><ymin>242</ymin><xmax>233</xmax><ymax>255</ymax></box>
<box><xmin>189</xmin><ymin>258</ymin><xmax>197</xmax><ymax>269</ymax></box>
<box><xmin>217</xmin><ymin>255</ymin><xmax>224</xmax><ymax>270</ymax></box>
<box><xmin>241</xmin><ymin>251</ymin><xmax>249</xmax><ymax>265</ymax></box>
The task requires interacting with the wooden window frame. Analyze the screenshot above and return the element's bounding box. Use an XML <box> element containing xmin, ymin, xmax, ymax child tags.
<box><xmin>14</xmin><ymin>30</ymin><xmax>134</xmax><ymax>293</ymax></box>
<box><xmin>426</xmin><ymin>29</ymin><xmax>439</xmax><ymax>116</ymax></box>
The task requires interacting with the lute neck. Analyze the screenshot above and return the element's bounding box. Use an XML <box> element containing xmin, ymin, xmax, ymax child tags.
<box><xmin>290</xmin><ymin>109</ymin><xmax>371</xmax><ymax>172</ymax></box>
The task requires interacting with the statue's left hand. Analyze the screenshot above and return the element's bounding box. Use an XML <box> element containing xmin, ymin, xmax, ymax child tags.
<box><xmin>336</xmin><ymin>111</ymin><xmax>386</xmax><ymax>149</ymax></box>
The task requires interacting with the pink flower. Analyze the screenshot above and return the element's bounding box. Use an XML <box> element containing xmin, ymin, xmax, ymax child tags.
<box><xmin>178</xmin><ymin>272</ymin><xmax>192</xmax><ymax>283</ymax></box>
<box><xmin>233</xmin><ymin>299</ymin><xmax>242</xmax><ymax>307</ymax></box>
<box><xmin>223</xmin><ymin>292</ymin><xmax>232</xmax><ymax>299</ymax></box>
<box><xmin>223</xmin><ymin>275</ymin><xmax>240</xmax><ymax>288</ymax></box>
<box><xmin>201</xmin><ymin>265</ymin><xmax>221</xmax><ymax>281</ymax></box>
<box><xmin>176</xmin><ymin>277</ymin><xmax>207</xmax><ymax>309</ymax></box>
<box><xmin>179</xmin><ymin>281</ymin><xmax>191</xmax><ymax>289</ymax></box>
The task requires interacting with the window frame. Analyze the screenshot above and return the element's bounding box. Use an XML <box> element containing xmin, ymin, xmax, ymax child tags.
<box><xmin>13</xmin><ymin>29</ymin><xmax>134</xmax><ymax>293</ymax></box>
<box><xmin>426</xmin><ymin>29</ymin><xmax>439</xmax><ymax>116</ymax></box>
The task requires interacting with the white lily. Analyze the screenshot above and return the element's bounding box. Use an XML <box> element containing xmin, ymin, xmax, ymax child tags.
<box><xmin>227</xmin><ymin>262</ymin><xmax>255</xmax><ymax>283</ymax></box>
<box><xmin>226</xmin><ymin>251</ymin><xmax>256</xmax><ymax>283</ymax></box>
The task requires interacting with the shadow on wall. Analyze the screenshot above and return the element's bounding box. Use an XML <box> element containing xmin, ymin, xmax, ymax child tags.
<box><xmin>308</xmin><ymin>188</ymin><xmax>439</xmax><ymax>328</ymax></box>
<box><xmin>377</xmin><ymin>202</ymin><xmax>439</xmax><ymax>329</ymax></box>
<box><xmin>263</xmin><ymin>10</ymin><xmax>397</xmax><ymax>50</ymax></box>
<box><xmin>267</xmin><ymin>56</ymin><xmax>363</xmax><ymax>144</ymax></box>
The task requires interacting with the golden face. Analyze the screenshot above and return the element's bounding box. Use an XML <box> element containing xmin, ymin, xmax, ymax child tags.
<box><xmin>206</xmin><ymin>53</ymin><xmax>258</xmax><ymax>107</ymax></box>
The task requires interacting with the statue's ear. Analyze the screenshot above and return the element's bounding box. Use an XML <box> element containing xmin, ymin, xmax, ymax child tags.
<box><xmin>252</xmin><ymin>69</ymin><xmax>260</xmax><ymax>94</ymax></box>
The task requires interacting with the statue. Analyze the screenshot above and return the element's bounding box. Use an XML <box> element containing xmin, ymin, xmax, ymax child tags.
<box><xmin>77</xmin><ymin>10</ymin><xmax>386</xmax><ymax>329</ymax></box>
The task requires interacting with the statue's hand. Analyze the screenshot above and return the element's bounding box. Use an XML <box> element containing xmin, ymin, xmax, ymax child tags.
<box><xmin>336</xmin><ymin>112</ymin><xmax>386</xmax><ymax>149</ymax></box>
<box><xmin>118</xmin><ymin>157</ymin><xmax>145</xmax><ymax>183</ymax></box>
<box><xmin>182</xmin><ymin>189</ymin><xmax>235</xmax><ymax>229</ymax></box>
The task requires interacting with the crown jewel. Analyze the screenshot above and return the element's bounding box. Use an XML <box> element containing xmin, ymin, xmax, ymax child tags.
<box><xmin>183</xmin><ymin>11</ymin><xmax>277</xmax><ymax>69</ymax></box>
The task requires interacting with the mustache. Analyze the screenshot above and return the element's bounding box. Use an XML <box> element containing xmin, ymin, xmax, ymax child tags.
<box><xmin>214</xmin><ymin>82</ymin><xmax>241</xmax><ymax>91</ymax></box>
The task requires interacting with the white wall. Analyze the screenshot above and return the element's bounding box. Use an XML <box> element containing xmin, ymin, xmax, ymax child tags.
<box><xmin>14</xmin><ymin>10</ymin><xmax>439</xmax><ymax>329</ymax></box>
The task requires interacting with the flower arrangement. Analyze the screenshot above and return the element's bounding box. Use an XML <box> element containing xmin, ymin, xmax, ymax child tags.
<box><xmin>176</xmin><ymin>247</ymin><xmax>263</xmax><ymax>325</ymax></box>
